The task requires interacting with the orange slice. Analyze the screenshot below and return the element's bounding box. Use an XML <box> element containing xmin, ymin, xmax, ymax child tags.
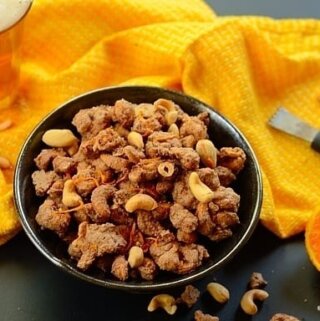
<box><xmin>305</xmin><ymin>212</ymin><xmax>320</xmax><ymax>271</ymax></box>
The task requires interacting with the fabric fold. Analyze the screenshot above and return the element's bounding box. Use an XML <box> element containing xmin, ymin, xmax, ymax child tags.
<box><xmin>1</xmin><ymin>0</ymin><xmax>320</xmax><ymax>244</ymax></box>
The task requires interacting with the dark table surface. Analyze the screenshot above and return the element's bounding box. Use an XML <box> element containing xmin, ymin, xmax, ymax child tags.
<box><xmin>208</xmin><ymin>0</ymin><xmax>320</xmax><ymax>18</ymax></box>
<box><xmin>2</xmin><ymin>1</ymin><xmax>320</xmax><ymax>321</ymax></box>
<box><xmin>1</xmin><ymin>227</ymin><xmax>320</xmax><ymax>321</ymax></box>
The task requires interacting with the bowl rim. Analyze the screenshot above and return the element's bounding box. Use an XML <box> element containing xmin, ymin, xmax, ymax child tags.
<box><xmin>14</xmin><ymin>85</ymin><xmax>263</xmax><ymax>291</ymax></box>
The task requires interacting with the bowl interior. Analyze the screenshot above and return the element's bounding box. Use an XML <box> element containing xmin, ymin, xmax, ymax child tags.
<box><xmin>14</xmin><ymin>86</ymin><xmax>262</xmax><ymax>291</ymax></box>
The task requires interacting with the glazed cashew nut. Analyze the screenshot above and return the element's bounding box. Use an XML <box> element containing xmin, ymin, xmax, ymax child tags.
<box><xmin>157</xmin><ymin>162</ymin><xmax>175</xmax><ymax>178</ymax></box>
<box><xmin>42</xmin><ymin>129</ymin><xmax>78</xmax><ymax>148</ymax></box>
<box><xmin>188</xmin><ymin>172</ymin><xmax>215</xmax><ymax>203</ymax></box>
<box><xmin>127</xmin><ymin>131</ymin><xmax>144</xmax><ymax>149</ymax></box>
<box><xmin>240</xmin><ymin>289</ymin><xmax>269</xmax><ymax>315</ymax></box>
<box><xmin>147</xmin><ymin>294</ymin><xmax>177</xmax><ymax>315</ymax></box>
<box><xmin>196</xmin><ymin>139</ymin><xmax>217</xmax><ymax>168</ymax></box>
<box><xmin>125</xmin><ymin>194</ymin><xmax>158</xmax><ymax>213</ymax></box>
<box><xmin>207</xmin><ymin>282</ymin><xmax>230</xmax><ymax>304</ymax></box>
<box><xmin>168</xmin><ymin>123</ymin><xmax>179</xmax><ymax>137</ymax></box>
<box><xmin>128</xmin><ymin>246</ymin><xmax>144</xmax><ymax>268</ymax></box>
<box><xmin>62</xmin><ymin>179</ymin><xmax>83</xmax><ymax>208</ymax></box>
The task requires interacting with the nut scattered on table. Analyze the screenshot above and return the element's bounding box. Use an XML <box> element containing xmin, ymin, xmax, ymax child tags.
<box><xmin>207</xmin><ymin>282</ymin><xmax>230</xmax><ymax>304</ymax></box>
<box><xmin>240</xmin><ymin>289</ymin><xmax>269</xmax><ymax>315</ymax></box>
<box><xmin>32</xmin><ymin>98</ymin><xmax>246</xmax><ymax>279</ymax></box>
<box><xmin>249</xmin><ymin>272</ymin><xmax>268</xmax><ymax>289</ymax></box>
<box><xmin>176</xmin><ymin>285</ymin><xmax>200</xmax><ymax>308</ymax></box>
<box><xmin>147</xmin><ymin>294</ymin><xmax>177</xmax><ymax>315</ymax></box>
<box><xmin>194</xmin><ymin>310</ymin><xmax>219</xmax><ymax>321</ymax></box>
<box><xmin>269</xmin><ymin>313</ymin><xmax>300</xmax><ymax>321</ymax></box>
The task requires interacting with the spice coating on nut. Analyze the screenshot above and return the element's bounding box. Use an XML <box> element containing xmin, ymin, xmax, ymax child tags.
<box><xmin>270</xmin><ymin>313</ymin><xmax>300</xmax><ymax>321</ymax></box>
<box><xmin>194</xmin><ymin>310</ymin><xmax>219</xmax><ymax>321</ymax></box>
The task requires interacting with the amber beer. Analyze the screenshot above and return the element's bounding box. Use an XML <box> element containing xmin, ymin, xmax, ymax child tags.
<box><xmin>0</xmin><ymin>0</ymin><xmax>32</xmax><ymax>109</ymax></box>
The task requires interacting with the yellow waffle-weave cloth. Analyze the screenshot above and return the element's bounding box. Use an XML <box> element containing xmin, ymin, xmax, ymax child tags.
<box><xmin>1</xmin><ymin>0</ymin><xmax>320</xmax><ymax>245</ymax></box>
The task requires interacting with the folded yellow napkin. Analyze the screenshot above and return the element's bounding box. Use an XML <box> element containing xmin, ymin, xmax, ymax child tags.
<box><xmin>1</xmin><ymin>0</ymin><xmax>320</xmax><ymax>245</ymax></box>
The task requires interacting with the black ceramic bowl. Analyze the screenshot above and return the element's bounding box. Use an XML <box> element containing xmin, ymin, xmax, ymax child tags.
<box><xmin>14</xmin><ymin>86</ymin><xmax>262</xmax><ymax>292</ymax></box>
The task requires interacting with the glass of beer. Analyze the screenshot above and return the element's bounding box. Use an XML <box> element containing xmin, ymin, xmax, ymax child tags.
<box><xmin>0</xmin><ymin>0</ymin><xmax>32</xmax><ymax>109</ymax></box>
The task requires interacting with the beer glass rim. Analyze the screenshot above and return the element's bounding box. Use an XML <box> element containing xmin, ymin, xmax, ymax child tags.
<box><xmin>0</xmin><ymin>0</ymin><xmax>33</xmax><ymax>34</ymax></box>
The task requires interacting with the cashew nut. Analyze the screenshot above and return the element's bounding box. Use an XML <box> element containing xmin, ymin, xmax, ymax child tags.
<box><xmin>240</xmin><ymin>289</ymin><xmax>269</xmax><ymax>315</ymax></box>
<box><xmin>168</xmin><ymin>123</ymin><xmax>179</xmax><ymax>136</ymax></box>
<box><xmin>135</xmin><ymin>103</ymin><xmax>155</xmax><ymax>118</ymax></box>
<box><xmin>165</xmin><ymin>110</ymin><xmax>178</xmax><ymax>125</ymax></box>
<box><xmin>154</xmin><ymin>98</ymin><xmax>175</xmax><ymax>112</ymax></box>
<box><xmin>157</xmin><ymin>162</ymin><xmax>175</xmax><ymax>178</ymax></box>
<box><xmin>196</xmin><ymin>139</ymin><xmax>217</xmax><ymax>168</ymax></box>
<box><xmin>127</xmin><ymin>131</ymin><xmax>144</xmax><ymax>149</ymax></box>
<box><xmin>42</xmin><ymin>129</ymin><xmax>78</xmax><ymax>148</ymax></box>
<box><xmin>0</xmin><ymin>119</ymin><xmax>13</xmax><ymax>131</ymax></box>
<box><xmin>147</xmin><ymin>294</ymin><xmax>177</xmax><ymax>315</ymax></box>
<box><xmin>188</xmin><ymin>172</ymin><xmax>215</xmax><ymax>203</ymax></box>
<box><xmin>128</xmin><ymin>246</ymin><xmax>144</xmax><ymax>268</ymax></box>
<box><xmin>62</xmin><ymin>179</ymin><xmax>83</xmax><ymax>208</ymax></box>
<box><xmin>207</xmin><ymin>282</ymin><xmax>230</xmax><ymax>304</ymax></box>
<box><xmin>125</xmin><ymin>194</ymin><xmax>158</xmax><ymax>213</ymax></box>
<box><xmin>0</xmin><ymin>156</ymin><xmax>11</xmax><ymax>169</ymax></box>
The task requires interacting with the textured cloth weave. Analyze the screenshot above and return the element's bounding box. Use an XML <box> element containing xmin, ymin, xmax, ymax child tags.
<box><xmin>1</xmin><ymin>0</ymin><xmax>320</xmax><ymax>245</ymax></box>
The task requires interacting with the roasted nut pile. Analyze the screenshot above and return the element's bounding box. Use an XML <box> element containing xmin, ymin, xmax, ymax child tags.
<box><xmin>32</xmin><ymin>98</ymin><xmax>246</xmax><ymax>281</ymax></box>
